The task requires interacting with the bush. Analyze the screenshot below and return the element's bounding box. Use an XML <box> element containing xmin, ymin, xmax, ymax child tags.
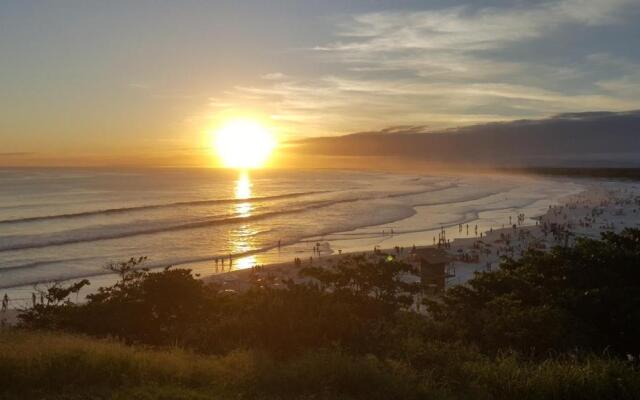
<box><xmin>428</xmin><ymin>229</ymin><xmax>640</xmax><ymax>356</ymax></box>
<box><xmin>21</xmin><ymin>259</ymin><xmax>210</xmax><ymax>346</ymax></box>
<box><xmin>20</xmin><ymin>258</ymin><xmax>424</xmax><ymax>357</ymax></box>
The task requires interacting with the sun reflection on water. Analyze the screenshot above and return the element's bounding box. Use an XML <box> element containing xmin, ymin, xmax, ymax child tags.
<box><xmin>231</xmin><ymin>172</ymin><xmax>258</xmax><ymax>269</ymax></box>
<box><xmin>235</xmin><ymin>172</ymin><xmax>252</xmax><ymax>200</ymax></box>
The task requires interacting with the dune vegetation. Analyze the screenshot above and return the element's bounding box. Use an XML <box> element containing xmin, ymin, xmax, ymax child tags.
<box><xmin>2</xmin><ymin>330</ymin><xmax>639</xmax><ymax>400</ymax></box>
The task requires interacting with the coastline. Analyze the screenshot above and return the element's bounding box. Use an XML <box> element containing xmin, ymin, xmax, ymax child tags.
<box><xmin>204</xmin><ymin>183</ymin><xmax>640</xmax><ymax>292</ymax></box>
<box><xmin>2</xmin><ymin>174</ymin><xmax>638</xmax><ymax>310</ymax></box>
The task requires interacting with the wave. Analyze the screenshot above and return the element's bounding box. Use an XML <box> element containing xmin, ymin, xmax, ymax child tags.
<box><xmin>0</xmin><ymin>191</ymin><xmax>327</xmax><ymax>225</ymax></box>
<box><xmin>411</xmin><ymin>190</ymin><xmax>500</xmax><ymax>207</ymax></box>
<box><xmin>0</xmin><ymin>256</ymin><xmax>100</xmax><ymax>274</ymax></box>
<box><xmin>302</xmin><ymin>192</ymin><xmax>546</xmax><ymax>242</ymax></box>
<box><xmin>0</xmin><ymin>183</ymin><xmax>460</xmax><ymax>253</ymax></box>
<box><xmin>0</xmin><ymin>195</ymin><xmax>378</xmax><ymax>252</ymax></box>
<box><xmin>0</xmin><ymin>205</ymin><xmax>416</xmax><ymax>289</ymax></box>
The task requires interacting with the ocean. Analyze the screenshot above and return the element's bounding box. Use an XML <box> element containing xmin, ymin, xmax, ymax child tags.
<box><xmin>0</xmin><ymin>167</ymin><xmax>584</xmax><ymax>302</ymax></box>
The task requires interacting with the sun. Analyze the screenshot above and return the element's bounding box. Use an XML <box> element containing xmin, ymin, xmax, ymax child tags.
<box><xmin>213</xmin><ymin>119</ymin><xmax>276</xmax><ymax>168</ymax></box>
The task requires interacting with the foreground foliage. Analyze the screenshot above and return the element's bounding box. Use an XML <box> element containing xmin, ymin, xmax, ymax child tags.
<box><xmin>429</xmin><ymin>229</ymin><xmax>640</xmax><ymax>356</ymax></box>
<box><xmin>1</xmin><ymin>330</ymin><xmax>639</xmax><ymax>400</ymax></box>
<box><xmin>9</xmin><ymin>228</ymin><xmax>640</xmax><ymax>398</ymax></box>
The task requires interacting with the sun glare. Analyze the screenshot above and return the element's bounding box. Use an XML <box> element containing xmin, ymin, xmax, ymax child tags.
<box><xmin>213</xmin><ymin>119</ymin><xmax>276</xmax><ymax>168</ymax></box>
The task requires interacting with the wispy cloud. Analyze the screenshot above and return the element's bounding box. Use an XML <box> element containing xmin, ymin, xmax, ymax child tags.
<box><xmin>317</xmin><ymin>0</ymin><xmax>635</xmax><ymax>82</ymax></box>
<box><xmin>589</xmin><ymin>53</ymin><xmax>640</xmax><ymax>99</ymax></box>
<box><xmin>261</xmin><ymin>72</ymin><xmax>287</xmax><ymax>81</ymax></box>
<box><xmin>323</xmin><ymin>0</ymin><xmax>632</xmax><ymax>53</ymax></box>
<box><xmin>202</xmin><ymin>0</ymin><xmax>640</xmax><ymax>137</ymax></box>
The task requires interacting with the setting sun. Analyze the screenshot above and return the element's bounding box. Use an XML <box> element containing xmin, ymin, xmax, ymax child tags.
<box><xmin>213</xmin><ymin>119</ymin><xmax>276</xmax><ymax>168</ymax></box>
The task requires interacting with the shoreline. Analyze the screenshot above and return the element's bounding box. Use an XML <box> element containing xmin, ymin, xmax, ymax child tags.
<box><xmin>204</xmin><ymin>183</ymin><xmax>640</xmax><ymax>292</ymax></box>
<box><xmin>2</xmin><ymin>177</ymin><xmax>639</xmax><ymax>309</ymax></box>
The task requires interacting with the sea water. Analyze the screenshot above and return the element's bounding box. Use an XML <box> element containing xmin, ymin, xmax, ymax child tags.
<box><xmin>0</xmin><ymin>167</ymin><xmax>584</xmax><ymax>303</ymax></box>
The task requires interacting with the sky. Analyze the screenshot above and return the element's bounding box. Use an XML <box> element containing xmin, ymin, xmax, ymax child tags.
<box><xmin>1</xmin><ymin>0</ymin><xmax>639</xmax><ymax>167</ymax></box>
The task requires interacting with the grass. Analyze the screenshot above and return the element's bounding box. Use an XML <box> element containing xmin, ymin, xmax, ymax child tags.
<box><xmin>0</xmin><ymin>330</ymin><xmax>421</xmax><ymax>399</ymax></box>
<box><xmin>463</xmin><ymin>355</ymin><xmax>640</xmax><ymax>399</ymax></box>
<box><xmin>1</xmin><ymin>330</ymin><xmax>639</xmax><ymax>399</ymax></box>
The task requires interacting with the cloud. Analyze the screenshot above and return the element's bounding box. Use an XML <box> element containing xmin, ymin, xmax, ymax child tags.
<box><xmin>589</xmin><ymin>54</ymin><xmax>640</xmax><ymax>99</ymax></box>
<box><xmin>313</xmin><ymin>0</ymin><xmax>637</xmax><ymax>89</ymax></box>
<box><xmin>199</xmin><ymin>1</ymin><xmax>639</xmax><ymax>138</ymax></box>
<box><xmin>292</xmin><ymin>110</ymin><xmax>640</xmax><ymax>168</ymax></box>
<box><xmin>261</xmin><ymin>72</ymin><xmax>287</xmax><ymax>81</ymax></box>
<box><xmin>210</xmin><ymin>74</ymin><xmax>636</xmax><ymax>136</ymax></box>
<box><xmin>324</xmin><ymin>0</ymin><xmax>632</xmax><ymax>54</ymax></box>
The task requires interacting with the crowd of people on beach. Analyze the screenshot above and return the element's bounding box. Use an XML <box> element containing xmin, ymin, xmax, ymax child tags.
<box><xmin>449</xmin><ymin>187</ymin><xmax>640</xmax><ymax>280</ymax></box>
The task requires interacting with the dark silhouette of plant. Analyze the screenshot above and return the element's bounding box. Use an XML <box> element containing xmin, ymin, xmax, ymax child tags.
<box><xmin>300</xmin><ymin>254</ymin><xmax>420</xmax><ymax>308</ymax></box>
<box><xmin>19</xmin><ymin>279</ymin><xmax>90</xmax><ymax>328</ymax></box>
<box><xmin>19</xmin><ymin>229</ymin><xmax>640</xmax><ymax>361</ymax></box>
<box><xmin>427</xmin><ymin>228</ymin><xmax>640</xmax><ymax>356</ymax></box>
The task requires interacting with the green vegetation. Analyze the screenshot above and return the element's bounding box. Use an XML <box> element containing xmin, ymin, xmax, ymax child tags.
<box><xmin>3</xmin><ymin>229</ymin><xmax>640</xmax><ymax>399</ymax></box>
<box><xmin>2</xmin><ymin>330</ymin><xmax>639</xmax><ymax>400</ymax></box>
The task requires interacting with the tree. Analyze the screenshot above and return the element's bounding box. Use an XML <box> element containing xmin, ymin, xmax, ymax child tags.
<box><xmin>18</xmin><ymin>279</ymin><xmax>90</xmax><ymax>329</ymax></box>
<box><xmin>300</xmin><ymin>254</ymin><xmax>420</xmax><ymax>308</ymax></box>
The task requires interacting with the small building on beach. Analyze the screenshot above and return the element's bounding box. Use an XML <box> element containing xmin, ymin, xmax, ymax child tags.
<box><xmin>409</xmin><ymin>248</ymin><xmax>454</xmax><ymax>293</ymax></box>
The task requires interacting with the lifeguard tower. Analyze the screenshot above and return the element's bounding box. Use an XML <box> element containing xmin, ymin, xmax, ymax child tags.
<box><xmin>410</xmin><ymin>248</ymin><xmax>454</xmax><ymax>293</ymax></box>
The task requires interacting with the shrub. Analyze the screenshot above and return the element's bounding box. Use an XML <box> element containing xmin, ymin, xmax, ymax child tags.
<box><xmin>428</xmin><ymin>229</ymin><xmax>640</xmax><ymax>356</ymax></box>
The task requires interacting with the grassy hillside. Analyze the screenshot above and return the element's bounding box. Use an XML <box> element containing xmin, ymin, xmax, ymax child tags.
<box><xmin>1</xmin><ymin>330</ymin><xmax>639</xmax><ymax>400</ymax></box>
